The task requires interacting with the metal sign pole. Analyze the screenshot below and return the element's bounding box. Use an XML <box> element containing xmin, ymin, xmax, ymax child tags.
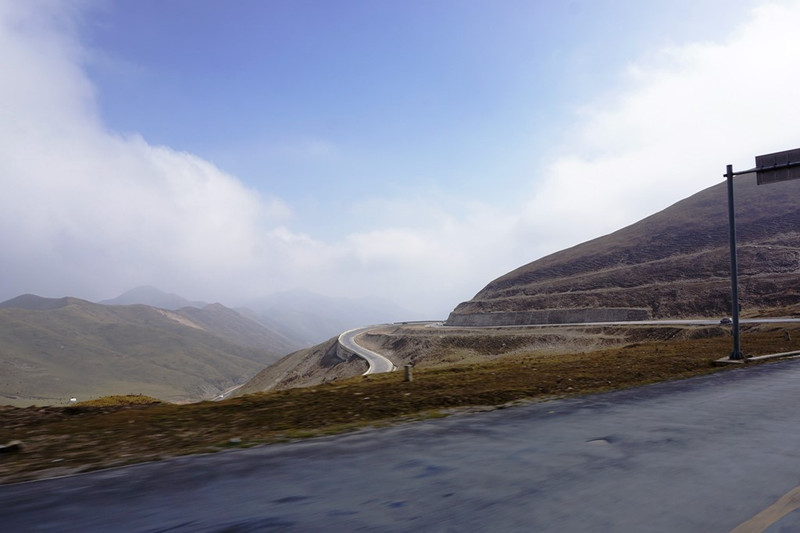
<box><xmin>721</xmin><ymin>148</ymin><xmax>800</xmax><ymax>360</ymax></box>
<box><xmin>726</xmin><ymin>164</ymin><xmax>743</xmax><ymax>360</ymax></box>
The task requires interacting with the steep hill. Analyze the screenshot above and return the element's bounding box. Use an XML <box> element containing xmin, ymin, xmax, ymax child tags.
<box><xmin>447</xmin><ymin>175</ymin><xmax>800</xmax><ymax>326</ymax></box>
<box><xmin>0</xmin><ymin>296</ymin><xmax>288</xmax><ymax>406</ymax></box>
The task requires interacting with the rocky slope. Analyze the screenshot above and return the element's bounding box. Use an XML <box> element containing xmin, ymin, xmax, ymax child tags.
<box><xmin>447</xmin><ymin>176</ymin><xmax>800</xmax><ymax>326</ymax></box>
<box><xmin>235</xmin><ymin>337</ymin><xmax>367</xmax><ymax>396</ymax></box>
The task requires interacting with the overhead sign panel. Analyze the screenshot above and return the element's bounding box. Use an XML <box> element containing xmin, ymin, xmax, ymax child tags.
<box><xmin>756</xmin><ymin>148</ymin><xmax>800</xmax><ymax>185</ymax></box>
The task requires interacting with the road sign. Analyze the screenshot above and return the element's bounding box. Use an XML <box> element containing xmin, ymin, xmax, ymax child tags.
<box><xmin>725</xmin><ymin>146</ymin><xmax>800</xmax><ymax>360</ymax></box>
<box><xmin>755</xmin><ymin>148</ymin><xmax>800</xmax><ymax>185</ymax></box>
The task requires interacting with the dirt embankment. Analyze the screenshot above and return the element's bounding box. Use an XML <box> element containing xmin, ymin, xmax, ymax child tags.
<box><xmin>235</xmin><ymin>337</ymin><xmax>367</xmax><ymax>396</ymax></box>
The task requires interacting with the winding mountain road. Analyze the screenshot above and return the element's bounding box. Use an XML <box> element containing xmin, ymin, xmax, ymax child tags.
<box><xmin>338</xmin><ymin>325</ymin><xmax>396</xmax><ymax>374</ymax></box>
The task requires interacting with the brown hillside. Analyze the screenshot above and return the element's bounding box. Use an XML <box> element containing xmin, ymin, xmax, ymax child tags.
<box><xmin>448</xmin><ymin>175</ymin><xmax>800</xmax><ymax>325</ymax></box>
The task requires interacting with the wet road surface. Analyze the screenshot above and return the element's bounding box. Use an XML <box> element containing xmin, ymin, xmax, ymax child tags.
<box><xmin>5</xmin><ymin>360</ymin><xmax>800</xmax><ymax>532</ymax></box>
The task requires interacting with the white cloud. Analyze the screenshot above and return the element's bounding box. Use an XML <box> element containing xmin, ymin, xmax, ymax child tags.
<box><xmin>0</xmin><ymin>2</ymin><xmax>296</xmax><ymax>302</ymax></box>
<box><xmin>372</xmin><ymin>0</ymin><xmax>800</xmax><ymax>312</ymax></box>
<box><xmin>2</xmin><ymin>1</ymin><xmax>800</xmax><ymax>319</ymax></box>
<box><xmin>517</xmin><ymin>0</ymin><xmax>800</xmax><ymax>254</ymax></box>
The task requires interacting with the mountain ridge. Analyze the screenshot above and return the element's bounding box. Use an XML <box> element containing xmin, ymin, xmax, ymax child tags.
<box><xmin>0</xmin><ymin>294</ymin><xmax>83</xmax><ymax>311</ymax></box>
<box><xmin>98</xmin><ymin>286</ymin><xmax>419</xmax><ymax>346</ymax></box>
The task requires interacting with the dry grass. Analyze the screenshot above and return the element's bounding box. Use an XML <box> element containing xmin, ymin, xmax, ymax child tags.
<box><xmin>75</xmin><ymin>395</ymin><xmax>163</xmax><ymax>407</ymax></box>
<box><xmin>0</xmin><ymin>324</ymin><xmax>797</xmax><ymax>485</ymax></box>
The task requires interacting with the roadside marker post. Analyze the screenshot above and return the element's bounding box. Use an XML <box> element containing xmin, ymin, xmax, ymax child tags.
<box><xmin>725</xmin><ymin>148</ymin><xmax>800</xmax><ymax>360</ymax></box>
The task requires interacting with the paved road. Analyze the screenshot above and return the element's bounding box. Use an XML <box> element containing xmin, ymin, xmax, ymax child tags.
<box><xmin>338</xmin><ymin>325</ymin><xmax>396</xmax><ymax>374</ymax></box>
<box><xmin>5</xmin><ymin>359</ymin><xmax>800</xmax><ymax>531</ymax></box>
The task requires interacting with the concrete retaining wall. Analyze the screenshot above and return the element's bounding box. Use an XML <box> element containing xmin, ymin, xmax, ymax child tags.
<box><xmin>336</xmin><ymin>342</ymin><xmax>356</xmax><ymax>362</ymax></box>
<box><xmin>444</xmin><ymin>308</ymin><xmax>651</xmax><ymax>327</ymax></box>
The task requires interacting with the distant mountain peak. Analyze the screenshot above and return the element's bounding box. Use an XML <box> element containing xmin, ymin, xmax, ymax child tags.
<box><xmin>202</xmin><ymin>302</ymin><xmax>229</xmax><ymax>311</ymax></box>
<box><xmin>99</xmin><ymin>286</ymin><xmax>207</xmax><ymax>310</ymax></box>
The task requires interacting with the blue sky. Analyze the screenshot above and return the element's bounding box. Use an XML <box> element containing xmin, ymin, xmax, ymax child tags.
<box><xmin>1</xmin><ymin>0</ymin><xmax>798</xmax><ymax>317</ymax></box>
<box><xmin>82</xmin><ymin>0</ymin><xmax>753</xmax><ymax>223</ymax></box>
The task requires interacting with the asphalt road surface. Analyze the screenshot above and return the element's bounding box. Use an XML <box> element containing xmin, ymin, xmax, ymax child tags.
<box><xmin>338</xmin><ymin>325</ymin><xmax>396</xmax><ymax>374</ymax></box>
<box><xmin>6</xmin><ymin>360</ymin><xmax>800</xmax><ymax>532</ymax></box>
